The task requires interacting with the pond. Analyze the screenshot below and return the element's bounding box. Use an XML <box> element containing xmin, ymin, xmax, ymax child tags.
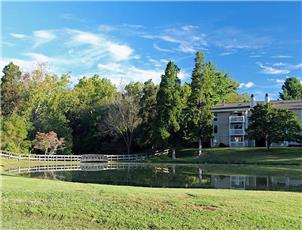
<box><xmin>6</xmin><ymin>163</ymin><xmax>302</xmax><ymax>192</ymax></box>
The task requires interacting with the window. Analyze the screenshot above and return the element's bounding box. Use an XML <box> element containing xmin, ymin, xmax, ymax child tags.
<box><xmin>213</xmin><ymin>125</ymin><xmax>218</xmax><ymax>134</ymax></box>
<box><xmin>214</xmin><ymin>113</ymin><xmax>218</xmax><ymax>121</ymax></box>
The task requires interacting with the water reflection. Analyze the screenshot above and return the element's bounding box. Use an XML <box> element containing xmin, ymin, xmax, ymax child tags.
<box><xmin>6</xmin><ymin>163</ymin><xmax>302</xmax><ymax>192</ymax></box>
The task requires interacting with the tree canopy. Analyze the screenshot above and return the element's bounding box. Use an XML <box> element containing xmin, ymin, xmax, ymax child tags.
<box><xmin>280</xmin><ymin>77</ymin><xmax>302</xmax><ymax>100</ymax></box>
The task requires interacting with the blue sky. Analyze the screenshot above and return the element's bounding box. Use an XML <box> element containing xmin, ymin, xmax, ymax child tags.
<box><xmin>1</xmin><ymin>1</ymin><xmax>301</xmax><ymax>99</ymax></box>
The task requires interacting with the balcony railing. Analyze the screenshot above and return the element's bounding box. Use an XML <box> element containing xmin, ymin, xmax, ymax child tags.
<box><xmin>230</xmin><ymin>142</ymin><xmax>245</xmax><ymax>147</ymax></box>
<box><xmin>229</xmin><ymin>116</ymin><xmax>245</xmax><ymax>123</ymax></box>
<box><xmin>229</xmin><ymin>129</ymin><xmax>245</xmax><ymax>135</ymax></box>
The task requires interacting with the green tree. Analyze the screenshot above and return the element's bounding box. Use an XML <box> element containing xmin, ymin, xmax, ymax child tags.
<box><xmin>125</xmin><ymin>81</ymin><xmax>144</xmax><ymax>101</ymax></box>
<box><xmin>23</xmin><ymin>69</ymin><xmax>74</xmax><ymax>153</ymax></box>
<box><xmin>1</xmin><ymin>113</ymin><xmax>31</xmax><ymax>153</ymax></box>
<box><xmin>70</xmin><ymin>75</ymin><xmax>117</xmax><ymax>154</ymax></box>
<box><xmin>155</xmin><ymin>61</ymin><xmax>183</xmax><ymax>159</ymax></box>
<box><xmin>280</xmin><ymin>77</ymin><xmax>302</xmax><ymax>100</ymax></box>
<box><xmin>248</xmin><ymin>103</ymin><xmax>301</xmax><ymax>150</ymax></box>
<box><xmin>209</xmin><ymin>62</ymin><xmax>239</xmax><ymax>104</ymax></box>
<box><xmin>224</xmin><ymin>92</ymin><xmax>250</xmax><ymax>103</ymax></box>
<box><xmin>1</xmin><ymin>62</ymin><xmax>24</xmax><ymax>115</ymax></box>
<box><xmin>186</xmin><ymin>52</ymin><xmax>214</xmax><ymax>155</ymax></box>
<box><xmin>138</xmin><ymin>79</ymin><xmax>158</xmax><ymax>148</ymax></box>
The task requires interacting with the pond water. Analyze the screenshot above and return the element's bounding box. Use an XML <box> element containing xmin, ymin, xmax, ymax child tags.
<box><xmin>7</xmin><ymin>163</ymin><xmax>302</xmax><ymax>191</ymax></box>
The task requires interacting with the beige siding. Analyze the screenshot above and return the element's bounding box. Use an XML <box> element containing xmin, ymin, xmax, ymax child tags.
<box><xmin>212</xmin><ymin>112</ymin><xmax>230</xmax><ymax>146</ymax></box>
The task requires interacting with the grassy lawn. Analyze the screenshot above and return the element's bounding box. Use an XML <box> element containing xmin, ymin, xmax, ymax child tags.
<box><xmin>148</xmin><ymin>147</ymin><xmax>302</xmax><ymax>165</ymax></box>
<box><xmin>1</xmin><ymin>175</ymin><xmax>301</xmax><ymax>229</ymax></box>
<box><xmin>0</xmin><ymin>158</ymin><xmax>79</xmax><ymax>172</ymax></box>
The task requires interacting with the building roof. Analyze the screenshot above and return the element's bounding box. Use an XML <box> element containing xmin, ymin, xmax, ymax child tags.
<box><xmin>212</xmin><ymin>100</ymin><xmax>302</xmax><ymax>112</ymax></box>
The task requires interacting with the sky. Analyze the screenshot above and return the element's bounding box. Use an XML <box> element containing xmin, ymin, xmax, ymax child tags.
<box><xmin>1</xmin><ymin>1</ymin><xmax>301</xmax><ymax>99</ymax></box>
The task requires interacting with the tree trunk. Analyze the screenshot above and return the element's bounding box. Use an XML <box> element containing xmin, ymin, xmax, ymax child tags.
<box><xmin>172</xmin><ymin>164</ymin><xmax>176</xmax><ymax>175</ymax></box>
<box><xmin>198</xmin><ymin>138</ymin><xmax>202</xmax><ymax>157</ymax></box>
<box><xmin>172</xmin><ymin>148</ymin><xmax>176</xmax><ymax>160</ymax></box>
<box><xmin>265</xmin><ymin>136</ymin><xmax>270</xmax><ymax>150</ymax></box>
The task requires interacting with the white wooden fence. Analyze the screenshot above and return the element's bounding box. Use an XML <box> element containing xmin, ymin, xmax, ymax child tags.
<box><xmin>0</xmin><ymin>150</ymin><xmax>148</xmax><ymax>162</ymax></box>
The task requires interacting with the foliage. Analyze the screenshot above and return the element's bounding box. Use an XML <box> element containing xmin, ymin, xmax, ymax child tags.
<box><xmin>33</xmin><ymin>131</ymin><xmax>64</xmax><ymax>155</ymax></box>
<box><xmin>209</xmin><ymin>62</ymin><xmax>239</xmax><ymax>104</ymax></box>
<box><xmin>247</xmin><ymin>103</ymin><xmax>302</xmax><ymax>149</ymax></box>
<box><xmin>185</xmin><ymin>52</ymin><xmax>214</xmax><ymax>154</ymax></box>
<box><xmin>279</xmin><ymin>77</ymin><xmax>302</xmax><ymax>100</ymax></box>
<box><xmin>224</xmin><ymin>92</ymin><xmax>250</xmax><ymax>103</ymax></box>
<box><xmin>138</xmin><ymin>79</ymin><xmax>158</xmax><ymax>147</ymax></box>
<box><xmin>155</xmin><ymin>61</ymin><xmax>183</xmax><ymax>148</ymax></box>
<box><xmin>1</xmin><ymin>114</ymin><xmax>31</xmax><ymax>153</ymax></box>
<box><xmin>1</xmin><ymin>62</ymin><xmax>25</xmax><ymax>115</ymax></box>
<box><xmin>125</xmin><ymin>81</ymin><xmax>144</xmax><ymax>101</ymax></box>
<box><xmin>70</xmin><ymin>75</ymin><xmax>117</xmax><ymax>154</ymax></box>
<box><xmin>104</xmin><ymin>94</ymin><xmax>141</xmax><ymax>154</ymax></box>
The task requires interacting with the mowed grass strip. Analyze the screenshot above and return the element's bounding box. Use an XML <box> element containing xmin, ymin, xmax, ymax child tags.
<box><xmin>1</xmin><ymin>175</ymin><xmax>301</xmax><ymax>229</ymax></box>
<box><xmin>149</xmin><ymin>147</ymin><xmax>302</xmax><ymax>165</ymax></box>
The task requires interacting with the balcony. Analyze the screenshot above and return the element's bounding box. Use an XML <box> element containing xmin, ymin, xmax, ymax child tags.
<box><xmin>229</xmin><ymin>129</ymin><xmax>245</xmax><ymax>135</ymax></box>
<box><xmin>230</xmin><ymin>142</ymin><xmax>245</xmax><ymax>147</ymax></box>
<box><xmin>229</xmin><ymin>116</ymin><xmax>245</xmax><ymax>123</ymax></box>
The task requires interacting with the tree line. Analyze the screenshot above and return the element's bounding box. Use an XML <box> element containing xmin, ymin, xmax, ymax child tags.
<box><xmin>1</xmin><ymin>51</ymin><xmax>302</xmax><ymax>155</ymax></box>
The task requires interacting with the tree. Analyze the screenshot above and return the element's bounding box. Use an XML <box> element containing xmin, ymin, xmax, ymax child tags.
<box><xmin>1</xmin><ymin>113</ymin><xmax>31</xmax><ymax>153</ymax></box>
<box><xmin>70</xmin><ymin>75</ymin><xmax>117</xmax><ymax>154</ymax></box>
<box><xmin>33</xmin><ymin>131</ymin><xmax>64</xmax><ymax>155</ymax></box>
<box><xmin>1</xmin><ymin>62</ymin><xmax>24</xmax><ymax>115</ymax></box>
<box><xmin>125</xmin><ymin>81</ymin><xmax>144</xmax><ymax>101</ymax></box>
<box><xmin>209</xmin><ymin>62</ymin><xmax>239</xmax><ymax>104</ymax></box>
<box><xmin>155</xmin><ymin>61</ymin><xmax>183</xmax><ymax>159</ymax></box>
<box><xmin>138</xmin><ymin>80</ymin><xmax>158</xmax><ymax>148</ymax></box>
<box><xmin>23</xmin><ymin>70</ymin><xmax>74</xmax><ymax>153</ymax></box>
<box><xmin>224</xmin><ymin>92</ymin><xmax>250</xmax><ymax>103</ymax></box>
<box><xmin>248</xmin><ymin>103</ymin><xmax>301</xmax><ymax>150</ymax></box>
<box><xmin>104</xmin><ymin>94</ymin><xmax>141</xmax><ymax>154</ymax></box>
<box><xmin>185</xmin><ymin>51</ymin><xmax>214</xmax><ymax>156</ymax></box>
<box><xmin>280</xmin><ymin>77</ymin><xmax>302</xmax><ymax>100</ymax></box>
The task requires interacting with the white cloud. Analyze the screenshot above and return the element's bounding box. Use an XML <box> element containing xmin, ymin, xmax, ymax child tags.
<box><xmin>219</xmin><ymin>51</ymin><xmax>236</xmax><ymax>56</ymax></box>
<box><xmin>257</xmin><ymin>62</ymin><xmax>302</xmax><ymax>75</ymax></box>
<box><xmin>0</xmin><ymin>58</ymin><xmax>38</xmax><ymax>73</ymax></box>
<box><xmin>33</xmin><ymin>30</ymin><xmax>56</xmax><ymax>48</ymax></box>
<box><xmin>239</xmin><ymin>81</ymin><xmax>255</xmax><ymax>89</ymax></box>
<box><xmin>65</xmin><ymin>29</ymin><xmax>134</xmax><ymax>62</ymax></box>
<box><xmin>153</xmin><ymin>43</ymin><xmax>172</xmax><ymax>53</ymax></box>
<box><xmin>271</xmin><ymin>55</ymin><xmax>292</xmax><ymax>59</ymax></box>
<box><xmin>98</xmin><ymin>63</ymin><xmax>164</xmax><ymax>85</ymax></box>
<box><xmin>141</xmin><ymin>26</ymin><xmax>207</xmax><ymax>54</ymax></box>
<box><xmin>108</xmin><ymin>44</ymin><xmax>133</xmax><ymax>61</ymax></box>
<box><xmin>97</xmin><ymin>62</ymin><xmax>188</xmax><ymax>86</ymax></box>
<box><xmin>10</xmin><ymin>33</ymin><xmax>28</xmax><ymax>39</ymax></box>
<box><xmin>257</xmin><ymin>62</ymin><xmax>290</xmax><ymax>75</ymax></box>
<box><xmin>210</xmin><ymin>27</ymin><xmax>270</xmax><ymax>52</ymax></box>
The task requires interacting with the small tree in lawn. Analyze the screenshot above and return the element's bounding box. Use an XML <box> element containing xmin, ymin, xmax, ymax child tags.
<box><xmin>33</xmin><ymin>131</ymin><xmax>64</xmax><ymax>154</ymax></box>
<box><xmin>247</xmin><ymin>103</ymin><xmax>301</xmax><ymax>150</ymax></box>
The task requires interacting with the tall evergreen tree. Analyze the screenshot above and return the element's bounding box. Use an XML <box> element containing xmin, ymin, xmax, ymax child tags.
<box><xmin>155</xmin><ymin>61</ymin><xmax>183</xmax><ymax>159</ymax></box>
<box><xmin>186</xmin><ymin>51</ymin><xmax>214</xmax><ymax>156</ymax></box>
<box><xmin>1</xmin><ymin>62</ymin><xmax>24</xmax><ymax>115</ymax></box>
<box><xmin>280</xmin><ymin>77</ymin><xmax>302</xmax><ymax>100</ymax></box>
<box><xmin>138</xmin><ymin>79</ymin><xmax>158</xmax><ymax>148</ymax></box>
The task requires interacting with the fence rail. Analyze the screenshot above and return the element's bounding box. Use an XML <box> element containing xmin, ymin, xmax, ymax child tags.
<box><xmin>0</xmin><ymin>150</ymin><xmax>148</xmax><ymax>162</ymax></box>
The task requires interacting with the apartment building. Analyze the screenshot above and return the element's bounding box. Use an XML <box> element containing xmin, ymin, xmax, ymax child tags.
<box><xmin>211</xmin><ymin>94</ymin><xmax>302</xmax><ymax>147</ymax></box>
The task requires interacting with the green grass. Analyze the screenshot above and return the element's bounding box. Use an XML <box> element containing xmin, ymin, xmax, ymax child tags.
<box><xmin>148</xmin><ymin>147</ymin><xmax>302</xmax><ymax>165</ymax></box>
<box><xmin>1</xmin><ymin>175</ymin><xmax>301</xmax><ymax>229</ymax></box>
